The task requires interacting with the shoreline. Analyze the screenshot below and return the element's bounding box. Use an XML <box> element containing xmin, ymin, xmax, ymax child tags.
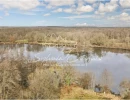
<box><xmin>1</xmin><ymin>42</ymin><xmax>130</xmax><ymax>51</ymax></box>
<box><xmin>91</xmin><ymin>45</ymin><xmax>130</xmax><ymax>51</ymax></box>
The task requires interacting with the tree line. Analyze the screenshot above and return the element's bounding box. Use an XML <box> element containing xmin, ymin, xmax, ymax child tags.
<box><xmin>0</xmin><ymin>27</ymin><xmax>130</xmax><ymax>49</ymax></box>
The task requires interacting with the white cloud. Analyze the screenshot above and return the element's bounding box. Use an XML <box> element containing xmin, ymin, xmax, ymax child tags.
<box><xmin>76</xmin><ymin>23</ymin><xmax>88</xmax><ymax>26</ymax></box>
<box><xmin>96</xmin><ymin>0</ymin><xmax>118</xmax><ymax>14</ymax></box>
<box><xmin>84</xmin><ymin>0</ymin><xmax>96</xmax><ymax>4</ymax></box>
<box><xmin>0</xmin><ymin>7</ymin><xmax>3</xmax><ymax>10</ymax></box>
<box><xmin>77</xmin><ymin>5</ymin><xmax>94</xmax><ymax>13</ymax></box>
<box><xmin>119</xmin><ymin>12</ymin><xmax>130</xmax><ymax>21</ymax></box>
<box><xmin>22</xmin><ymin>12</ymin><xmax>36</xmax><ymax>15</ymax></box>
<box><xmin>44</xmin><ymin>0</ymin><xmax>75</xmax><ymax>7</ymax></box>
<box><xmin>43</xmin><ymin>13</ymin><xmax>51</xmax><ymax>16</ymax></box>
<box><xmin>53</xmin><ymin>8</ymin><xmax>63</xmax><ymax>12</ymax></box>
<box><xmin>46</xmin><ymin>0</ymin><xmax>94</xmax><ymax>14</ymax></box>
<box><xmin>0</xmin><ymin>0</ymin><xmax>40</xmax><ymax>10</ymax></box>
<box><xmin>107</xmin><ymin>12</ymin><xmax>130</xmax><ymax>21</ymax></box>
<box><xmin>107</xmin><ymin>16</ymin><xmax>115</xmax><ymax>20</ymax></box>
<box><xmin>74</xmin><ymin>0</ymin><xmax>94</xmax><ymax>14</ymax></box>
<box><xmin>124</xmin><ymin>9</ymin><xmax>130</xmax><ymax>12</ymax></box>
<box><xmin>5</xmin><ymin>12</ymin><xmax>9</xmax><ymax>16</ymax></box>
<box><xmin>31</xmin><ymin>8</ymin><xmax>45</xmax><ymax>12</ymax></box>
<box><xmin>92</xmin><ymin>3</ymin><xmax>99</xmax><ymax>8</ymax></box>
<box><xmin>60</xmin><ymin>15</ymin><xmax>93</xmax><ymax>19</ymax></box>
<box><xmin>59</xmin><ymin>14</ymin><xmax>103</xmax><ymax>19</ymax></box>
<box><xmin>119</xmin><ymin>0</ymin><xmax>130</xmax><ymax>8</ymax></box>
<box><xmin>75</xmin><ymin>22</ymin><xmax>96</xmax><ymax>26</ymax></box>
<box><xmin>46</xmin><ymin>5</ymin><xmax>53</xmax><ymax>9</ymax></box>
<box><xmin>64</xmin><ymin>8</ymin><xmax>73</xmax><ymax>13</ymax></box>
<box><xmin>11</xmin><ymin>12</ymin><xmax>36</xmax><ymax>15</ymax></box>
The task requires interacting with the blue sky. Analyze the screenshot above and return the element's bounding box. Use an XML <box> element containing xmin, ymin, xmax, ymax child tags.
<box><xmin>0</xmin><ymin>0</ymin><xmax>130</xmax><ymax>27</ymax></box>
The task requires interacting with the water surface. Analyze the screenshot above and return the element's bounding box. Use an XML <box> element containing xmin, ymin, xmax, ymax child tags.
<box><xmin>1</xmin><ymin>44</ymin><xmax>130</xmax><ymax>93</ymax></box>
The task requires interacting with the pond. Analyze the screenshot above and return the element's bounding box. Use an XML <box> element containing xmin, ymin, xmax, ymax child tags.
<box><xmin>1</xmin><ymin>44</ymin><xmax>130</xmax><ymax>93</ymax></box>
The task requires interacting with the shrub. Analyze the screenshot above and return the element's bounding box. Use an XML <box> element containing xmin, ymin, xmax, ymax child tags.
<box><xmin>28</xmin><ymin>68</ymin><xmax>60</xmax><ymax>99</ymax></box>
<box><xmin>90</xmin><ymin>33</ymin><xmax>108</xmax><ymax>46</ymax></box>
<box><xmin>60</xmin><ymin>66</ymin><xmax>76</xmax><ymax>86</ymax></box>
<box><xmin>120</xmin><ymin>80</ymin><xmax>130</xmax><ymax>99</ymax></box>
<box><xmin>78</xmin><ymin>72</ymin><xmax>93</xmax><ymax>89</ymax></box>
<box><xmin>0</xmin><ymin>60</ymin><xmax>21</xmax><ymax>99</ymax></box>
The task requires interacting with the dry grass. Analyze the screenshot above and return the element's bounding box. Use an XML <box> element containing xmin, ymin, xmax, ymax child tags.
<box><xmin>60</xmin><ymin>85</ymin><xmax>120</xmax><ymax>99</ymax></box>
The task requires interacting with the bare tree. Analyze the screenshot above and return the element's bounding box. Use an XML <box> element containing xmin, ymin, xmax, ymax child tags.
<box><xmin>120</xmin><ymin>79</ymin><xmax>130</xmax><ymax>99</ymax></box>
<box><xmin>78</xmin><ymin>72</ymin><xmax>95</xmax><ymax>90</ymax></box>
<box><xmin>100</xmin><ymin>69</ymin><xmax>113</xmax><ymax>93</ymax></box>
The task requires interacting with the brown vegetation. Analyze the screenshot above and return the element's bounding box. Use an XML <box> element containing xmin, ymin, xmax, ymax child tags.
<box><xmin>120</xmin><ymin>80</ymin><xmax>130</xmax><ymax>99</ymax></box>
<box><xmin>0</xmin><ymin>27</ymin><xmax>129</xmax><ymax>99</ymax></box>
<box><xmin>60</xmin><ymin>85</ymin><xmax>120</xmax><ymax>99</ymax></box>
<box><xmin>0</xmin><ymin>58</ymin><xmax>121</xmax><ymax>99</ymax></box>
<box><xmin>0</xmin><ymin>27</ymin><xmax>130</xmax><ymax>50</ymax></box>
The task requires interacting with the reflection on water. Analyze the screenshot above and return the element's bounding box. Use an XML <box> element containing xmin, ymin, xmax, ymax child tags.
<box><xmin>1</xmin><ymin>44</ymin><xmax>130</xmax><ymax>93</ymax></box>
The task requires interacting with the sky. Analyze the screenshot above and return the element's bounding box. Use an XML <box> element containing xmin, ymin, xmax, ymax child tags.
<box><xmin>0</xmin><ymin>0</ymin><xmax>130</xmax><ymax>27</ymax></box>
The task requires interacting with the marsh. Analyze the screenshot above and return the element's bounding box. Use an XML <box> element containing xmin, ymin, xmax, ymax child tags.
<box><xmin>1</xmin><ymin>44</ymin><xmax>130</xmax><ymax>94</ymax></box>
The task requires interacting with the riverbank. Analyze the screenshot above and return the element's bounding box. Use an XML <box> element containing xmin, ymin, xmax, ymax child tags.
<box><xmin>1</xmin><ymin>42</ymin><xmax>130</xmax><ymax>52</ymax></box>
<box><xmin>91</xmin><ymin>45</ymin><xmax>130</xmax><ymax>51</ymax></box>
<box><xmin>0</xmin><ymin>41</ymin><xmax>77</xmax><ymax>47</ymax></box>
<box><xmin>1</xmin><ymin>27</ymin><xmax>130</xmax><ymax>53</ymax></box>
